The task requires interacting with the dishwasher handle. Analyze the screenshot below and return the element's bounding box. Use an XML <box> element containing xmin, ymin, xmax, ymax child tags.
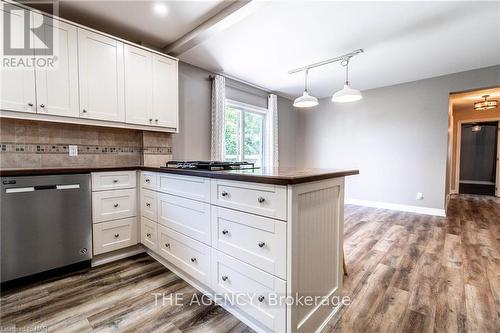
<box><xmin>5</xmin><ymin>184</ymin><xmax>80</xmax><ymax>193</ymax></box>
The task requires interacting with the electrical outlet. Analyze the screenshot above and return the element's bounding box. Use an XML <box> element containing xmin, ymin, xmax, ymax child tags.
<box><xmin>69</xmin><ymin>145</ymin><xmax>78</xmax><ymax>157</ymax></box>
<box><xmin>416</xmin><ymin>192</ymin><xmax>424</xmax><ymax>200</ymax></box>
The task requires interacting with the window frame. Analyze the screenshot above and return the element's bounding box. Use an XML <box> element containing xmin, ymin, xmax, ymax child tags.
<box><xmin>224</xmin><ymin>99</ymin><xmax>268</xmax><ymax>166</ymax></box>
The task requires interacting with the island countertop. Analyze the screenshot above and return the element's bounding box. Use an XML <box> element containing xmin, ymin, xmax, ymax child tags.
<box><xmin>0</xmin><ymin>166</ymin><xmax>359</xmax><ymax>185</ymax></box>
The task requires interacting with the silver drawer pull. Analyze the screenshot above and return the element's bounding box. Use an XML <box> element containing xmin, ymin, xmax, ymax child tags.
<box><xmin>258</xmin><ymin>196</ymin><xmax>265</xmax><ymax>203</ymax></box>
<box><xmin>221</xmin><ymin>191</ymin><xmax>228</xmax><ymax>197</ymax></box>
<box><xmin>114</xmin><ymin>233</ymin><xmax>119</xmax><ymax>238</ymax></box>
<box><xmin>221</xmin><ymin>275</ymin><xmax>228</xmax><ymax>281</ymax></box>
<box><xmin>222</xmin><ymin>229</ymin><xmax>229</xmax><ymax>235</ymax></box>
<box><xmin>165</xmin><ymin>243</ymin><xmax>170</xmax><ymax>248</ymax></box>
<box><xmin>113</xmin><ymin>179</ymin><xmax>119</xmax><ymax>183</ymax></box>
<box><xmin>146</xmin><ymin>233</ymin><xmax>151</xmax><ymax>238</ymax></box>
<box><xmin>146</xmin><ymin>203</ymin><xmax>151</xmax><ymax>207</ymax></box>
<box><xmin>258</xmin><ymin>241</ymin><xmax>266</xmax><ymax>248</ymax></box>
<box><xmin>190</xmin><ymin>257</ymin><xmax>197</xmax><ymax>263</ymax></box>
<box><xmin>145</xmin><ymin>178</ymin><xmax>151</xmax><ymax>183</ymax></box>
<box><xmin>82</xmin><ymin>109</ymin><xmax>87</xmax><ymax>113</ymax></box>
<box><xmin>113</xmin><ymin>203</ymin><xmax>119</xmax><ymax>208</ymax></box>
<box><xmin>40</xmin><ymin>104</ymin><xmax>45</xmax><ymax>108</ymax></box>
<box><xmin>258</xmin><ymin>296</ymin><xmax>265</xmax><ymax>302</ymax></box>
<box><xmin>28</xmin><ymin>102</ymin><xmax>33</xmax><ymax>107</ymax></box>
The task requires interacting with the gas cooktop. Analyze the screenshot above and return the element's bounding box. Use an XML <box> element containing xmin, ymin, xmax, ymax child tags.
<box><xmin>162</xmin><ymin>161</ymin><xmax>256</xmax><ymax>171</ymax></box>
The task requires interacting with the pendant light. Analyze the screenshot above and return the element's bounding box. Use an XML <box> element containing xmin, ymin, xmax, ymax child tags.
<box><xmin>293</xmin><ymin>69</ymin><xmax>318</xmax><ymax>108</ymax></box>
<box><xmin>474</xmin><ymin>95</ymin><xmax>498</xmax><ymax>111</ymax></box>
<box><xmin>332</xmin><ymin>57</ymin><xmax>362</xmax><ymax>103</ymax></box>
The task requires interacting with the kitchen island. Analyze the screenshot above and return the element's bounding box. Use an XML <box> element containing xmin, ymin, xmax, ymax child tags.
<box><xmin>1</xmin><ymin>166</ymin><xmax>358</xmax><ymax>333</ymax></box>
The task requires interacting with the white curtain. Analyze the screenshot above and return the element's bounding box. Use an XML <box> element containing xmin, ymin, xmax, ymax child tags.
<box><xmin>211</xmin><ymin>75</ymin><xmax>226</xmax><ymax>161</ymax></box>
<box><xmin>266</xmin><ymin>94</ymin><xmax>279</xmax><ymax>168</ymax></box>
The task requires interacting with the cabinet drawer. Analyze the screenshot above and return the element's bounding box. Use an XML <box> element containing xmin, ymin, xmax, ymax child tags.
<box><xmin>92</xmin><ymin>171</ymin><xmax>136</xmax><ymax>191</ymax></box>
<box><xmin>211</xmin><ymin>180</ymin><xmax>287</xmax><ymax>220</ymax></box>
<box><xmin>211</xmin><ymin>206</ymin><xmax>286</xmax><ymax>279</ymax></box>
<box><xmin>141</xmin><ymin>171</ymin><xmax>158</xmax><ymax>190</ymax></box>
<box><xmin>141</xmin><ymin>217</ymin><xmax>158</xmax><ymax>251</ymax></box>
<box><xmin>212</xmin><ymin>250</ymin><xmax>286</xmax><ymax>333</ymax></box>
<box><xmin>158</xmin><ymin>193</ymin><xmax>211</xmax><ymax>245</ymax></box>
<box><xmin>157</xmin><ymin>225</ymin><xmax>211</xmax><ymax>287</ymax></box>
<box><xmin>158</xmin><ymin>173</ymin><xmax>210</xmax><ymax>202</ymax></box>
<box><xmin>93</xmin><ymin>217</ymin><xmax>137</xmax><ymax>255</ymax></box>
<box><xmin>141</xmin><ymin>189</ymin><xmax>157</xmax><ymax>222</ymax></box>
<box><xmin>92</xmin><ymin>188</ymin><xmax>137</xmax><ymax>223</ymax></box>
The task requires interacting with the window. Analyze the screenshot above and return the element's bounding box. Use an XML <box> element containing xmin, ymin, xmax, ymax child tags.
<box><xmin>224</xmin><ymin>100</ymin><xmax>267</xmax><ymax>167</ymax></box>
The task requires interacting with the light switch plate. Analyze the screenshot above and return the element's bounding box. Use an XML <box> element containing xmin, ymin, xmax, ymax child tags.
<box><xmin>69</xmin><ymin>145</ymin><xmax>78</xmax><ymax>157</ymax></box>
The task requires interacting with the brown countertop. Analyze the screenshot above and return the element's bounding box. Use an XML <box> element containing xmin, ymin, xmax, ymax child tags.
<box><xmin>0</xmin><ymin>166</ymin><xmax>359</xmax><ymax>185</ymax></box>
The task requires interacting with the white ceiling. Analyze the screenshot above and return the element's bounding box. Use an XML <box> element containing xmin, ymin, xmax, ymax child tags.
<box><xmin>55</xmin><ymin>0</ymin><xmax>232</xmax><ymax>47</ymax></box>
<box><xmin>179</xmin><ymin>1</ymin><xmax>500</xmax><ymax>99</ymax></box>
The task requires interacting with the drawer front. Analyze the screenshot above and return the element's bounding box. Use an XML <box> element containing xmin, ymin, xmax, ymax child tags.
<box><xmin>158</xmin><ymin>173</ymin><xmax>210</xmax><ymax>203</ymax></box>
<box><xmin>157</xmin><ymin>225</ymin><xmax>211</xmax><ymax>286</ymax></box>
<box><xmin>141</xmin><ymin>189</ymin><xmax>158</xmax><ymax>222</ymax></box>
<box><xmin>141</xmin><ymin>171</ymin><xmax>158</xmax><ymax>190</ymax></box>
<box><xmin>92</xmin><ymin>171</ymin><xmax>137</xmax><ymax>191</ymax></box>
<box><xmin>92</xmin><ymin>188</ymin><xmax>137</xmax><ymax>223</ymax></box>
<box><xmin>211</xmin><ymin>180</ymin><xmax>287</xmax><ymax>220</ymax></box>
<box><xmin>141</xmin><ymin>217</ymin><xmax>158</xmax><ymax>251</ymax></box>
<box><xmin>93</xmin><ymin>217</ymin><xmax>137</xmax><ymax>255</ymax></box>
<box><xmin>212</xmin><ymin>250</ymin><xmax>286</xmax><ymax>332</ymax></box>
<box><xmin>158</xmin><ymin>193</ymin><xmax>211</xmax><ymax>245</ymax></box>
<box><xmin>211</xmin><ymin>206</ymin><xmax>286</xmax><ymax>279</ymax></box>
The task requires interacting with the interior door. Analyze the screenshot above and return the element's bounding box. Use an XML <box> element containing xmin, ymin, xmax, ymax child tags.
<box><xmin>35</xmin><ymin>16</ymin><xmax>79</xmax><ymax>117</ymax></box>
<box><xmin>0</xmin><ymin>4</ymin><xmax>36</xmax><ymax>113</ymax></box>
<box><xmin>497</xmin><ymin>122</ymin><xmax>500</xmax><ymax>197</ymax></box>
<box><xmin>152</xmin><ymin>55</ymin><xmax>178</xmax><ymax>128</ymax></box>
<box><xmin>124</xmin><ymin>44</ymin><xmax>153</xmax><ymax>126</ymax></box>
<box><xmin>78</xmin><ymin>28</ymin><xmax>125</xmax><ymax>122</ymax></box>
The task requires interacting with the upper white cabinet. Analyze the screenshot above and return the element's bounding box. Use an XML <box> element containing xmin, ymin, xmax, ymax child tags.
<box><xmin>152</xmin><ymin>55</ymin><xmax>178</xmax><ymax>128</ymax></box>
<box><xmin>124</xmin><ymin>45</ymin><xmax>178</xmax><ymax>129</ymax></box>
<box><xmin>0</xmin><ymin>5</ymin><xmax>36</xmax><ymax>113</ymax></box>
<box><xmin>35</xmin><ymin>18</ymin><xmax>79</xmax><ymax>117</ymax></box>
<box><xmin>78</xmin><ymin>28</ymin><xmax>125</xmax><ymax>122</ymax></box>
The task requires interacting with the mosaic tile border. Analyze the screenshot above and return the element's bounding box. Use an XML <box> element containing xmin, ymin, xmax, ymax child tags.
<box><xmin>0</xmin><ymin>143</ymin><xmax>172</xmax><ymax>155</ymax></box>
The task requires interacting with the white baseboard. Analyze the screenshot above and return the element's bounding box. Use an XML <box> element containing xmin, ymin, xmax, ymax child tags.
<box><xmin>91</xmin><ymin>245</ymin><xmax>146</xmax><ymax>267</ymax></box>
<box><xmin>345</xmin><ymin>198</ymin><xmax>446</xmax><ymax>217</ymax></box>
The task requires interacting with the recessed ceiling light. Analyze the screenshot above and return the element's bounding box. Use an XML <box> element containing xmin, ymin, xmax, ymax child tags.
<box><xmin>153</xmin><ymin>3</ymin><xmax>168</xmax><ymax>16</ymax></box>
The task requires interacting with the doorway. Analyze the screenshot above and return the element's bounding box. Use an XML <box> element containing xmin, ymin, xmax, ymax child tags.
<box><xmin>459</xmin><ymin>121</ymin><xmax>498</xmax><ymax>196</ymax></box>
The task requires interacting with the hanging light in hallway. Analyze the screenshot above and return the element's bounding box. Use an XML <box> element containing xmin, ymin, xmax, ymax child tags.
<box><xmin>471</xmin><ymin>124</ymin><xmax>482</xmax><ymax>132</ymax></box>
<box><xmin>474</xmin><ymin>95</ymin><xmax>498</xmax><ymax>110</ymax></box>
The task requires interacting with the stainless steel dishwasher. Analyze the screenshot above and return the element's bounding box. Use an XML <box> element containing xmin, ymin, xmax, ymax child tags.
<box><xmin>1</xmin><ymin>174</ymin><xmax>92</xmax><ymax>282</ymax></box>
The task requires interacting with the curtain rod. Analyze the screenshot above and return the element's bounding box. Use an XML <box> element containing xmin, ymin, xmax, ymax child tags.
<box><xmin>288</xmin><ymin>49</ymin><xmax>364</xmax><ymax>74</ymax></box>
<box><xmin>208</xmin><ymin>73</ymin><xmax>272</xmax><ymax>94</ymax></box>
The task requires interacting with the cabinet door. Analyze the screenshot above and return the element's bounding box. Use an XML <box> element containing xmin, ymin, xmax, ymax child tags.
<box><xmin>152</xmin><ymin>55</ymin><xmax>178</xmax><ymax>128</ymax></box>
<box><xmin>78</xmin><ymin>28</ymin><xmax>125</xmax><ymax>122</ymax></box>
<box><xmin>0</xmin><ymin>5</ymin><xmax>36</xmax><ymax>113</ymax></box>
<box><xmin>124</xmin><ymin>44</ymin><xmax>153</xmax><ymax>126</ymax></box>
<box><xmin>35</xmin><ymin>18</ymin><xmax>79</xmax><ymax>117</ymax></box>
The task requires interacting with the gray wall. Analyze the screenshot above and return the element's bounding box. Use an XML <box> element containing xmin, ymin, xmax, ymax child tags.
<box><xmin>296</xmin><ymin>65</ymin><xmax>500</xmax><ymax>210</ymax></box>
<box><xmin>173</xmin><ymin>62</ymin><xmax>298</xmax><ymax>166</ymax></box>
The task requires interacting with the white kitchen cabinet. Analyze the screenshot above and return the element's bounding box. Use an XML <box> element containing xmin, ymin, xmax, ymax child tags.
<box><xmin>93</xmin><ymin>217</ymin><xmax>138</xmax><ymax>255</ymax></box>
<box><xmin>141</xmin><ymin>217</ymin><xmax>158</xmax><ymax>252</ymax></box>
<box><xmin>35</xmin><ymin>18</ymin><xmax>79</xmax><ymax>118</ymax></box>
<box><xmin>152</xmin><ymin>54</ymin><xmax>178</xmax><ymax>128</ymax></box>
<box><xmin>0</xmin><ymin>5</ymin><xmax>36</xmax><ymax>113</ymax></box>
<box><xmin>92</xmin><ymin>188</ymin><xmax>137</xmax><ymax>223</ymax></box>
<box><xmin>78</xmin><ymin>28</ymin><xmax>125</xmax><ymax>122</ymax></box>
<box><xmin>158</xmin><ymin>173</ymin><xmax>211</xmax><ymax>203</ymax></box>
<box><xmin>91</xmin><ymin>171</ymin><xmax>136</xmax><ymax>191</ymax></box>
<box><xmin>141</xmin><ymin>189</ymin><xmax>158</xmax><ymax>222</ymax></box>
<box><xmin>124</xmin><ymin>44</ymin><xmax>153</xmax><ymax>126</ymax></box>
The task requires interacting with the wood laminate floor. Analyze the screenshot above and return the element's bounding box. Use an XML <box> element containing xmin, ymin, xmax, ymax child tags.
<box><xmin>1</xmin><ymin>194</ymin><xmax>499</xmax><ymax>332</ymax></box>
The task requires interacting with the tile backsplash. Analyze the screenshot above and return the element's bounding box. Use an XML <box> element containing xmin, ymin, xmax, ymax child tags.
<box><xmin>0</xmin><ymin>118</ymin><xmax>172</xmax><ymax>169</ymax></box>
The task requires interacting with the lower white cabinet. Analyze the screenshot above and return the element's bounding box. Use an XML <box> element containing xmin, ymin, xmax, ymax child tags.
<box><xmin>92</xmin><ymin>188</ymin><xmax>137</xmax><ymax>223</ymax></box>
<box><xmin>93</xmin><ymin>217</ymin><xmax>137</xmax><ymax>255</ymax></box>
<box><xmin>212</xmin><ymin>249</ymin><xmax>286</xmax><ymax>333</ymax></box>
<box><xmin>157</xmin><ymin>225</ymin><xmax>211</xmax><ymax>286</ymax></box>
<box><xmin>141</xmin><ymin>217</ymin><xmax>158</xmax><ymax>252</ymax></box>
<box><xmin>157</xmin><ymin>193</ymin><xmax>211</xmax><ymax>245</ymax></box>
<box><xmin>141</xmin><ymin>189</ymin><xmax>158</xmax><ymax>222</ymax></box>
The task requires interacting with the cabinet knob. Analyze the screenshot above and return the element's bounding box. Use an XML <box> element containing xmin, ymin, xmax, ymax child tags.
<box><xmin>113</xmin><ymin>179</ymin><xmax>118</xmax><ymax>183</ymax></box>
<box><xmin>222</xmin><ymin>229</ymin><xmax>229</xmax><ymax>235</ymax></box>
<box><xmin>28</xmin><ymin>102</ymin><xmax>33</xmax><ymax>107</ymax></box>
<box><xmin>82</xmin><ymin>109</ymin><xmax>87</xmax><ymax>113</ymax></box>
<box><xmin>149</xmin><ymin>118</ymin><xmax>153</xmax><ymax>122</ymax></box>
<box><xmin>146</xmin><ymin>233</ymin><xmax>151</xmax><ymax>238</ymax></box>
<box><xmin>221</xmin><ymin>191</ymin><xmax>228</xmax><ymax>197</ymax></box>
<box><xmin>190</xmin><ymin>257</ymin><xmax>197</xmax><ymax>263</ymax></box>
<box><xmin>146</xmin><ymin>203</ymin><xmax>151</xmax><ymax>207</ymax></box>
<box><xmin>258</xmin><ymin>241</ymin><xmax>266</xmax><ymax>248</ymax></box>
<box><xmin>258</xmin><ymin>196</ymin><xmax>265</xmax><ymax>203</ymax></box>
<box><xmin>114</xmin><ymin>233</ymin><xmax>119</xmax><ymax>238</ymax></box>
<box><xmin>258</xmin><ymin>296</ymin><xmax>265</xmax><ymax>302</ymax></box>
<box><xmin>165</xmin><ymin>243</ymin><xmax>170</xmax><ymax>248</ymax></box>
<box><xmin>113</xmin><ymin>203</ymin><xmax>119</xmax><ymax>208</ymax></box>
<box><xmin>145</xmin><ymin>178</ymin><xmax>151</xmax><ymax>183</ymax></box>
<box><xmin>155</xmin><ymin>119</ymin><xmax>158</xmax><ymax>122</ymax></box>
<box><xmin>221</xmin><ymin>275</ymin><xmax>228</xmax><ymax>281</ymax></box>
<box><xmin>39</xmin><ymin>104</ymin><xmax>45</xmax><ymax>108</ymax></box>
